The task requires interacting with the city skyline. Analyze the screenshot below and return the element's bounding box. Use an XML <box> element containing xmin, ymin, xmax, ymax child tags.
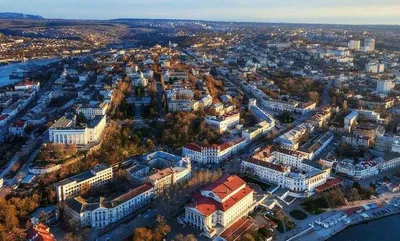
<box><xmin>1</xmin><ymin>0</ymin><xmax>400</xmax><ymax>24</ymax></box>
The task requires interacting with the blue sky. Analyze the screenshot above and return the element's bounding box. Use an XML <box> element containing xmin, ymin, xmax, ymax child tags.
<box><xmin>1</xmin><ymin>0</ymin><xmax>399</xmax><ymax>24</ymax></box>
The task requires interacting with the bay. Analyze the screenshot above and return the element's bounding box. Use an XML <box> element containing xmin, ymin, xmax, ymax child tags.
<box><xmin>328</xmin><ymin>214</ymin><xmax>400</xmax><ymax>241</ymax></box>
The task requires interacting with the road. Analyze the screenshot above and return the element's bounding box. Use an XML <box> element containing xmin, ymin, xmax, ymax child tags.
<box><xmin>321</xmin><ymin>80</ymin><xmax>331</xmax><ymax>106</ymax></box>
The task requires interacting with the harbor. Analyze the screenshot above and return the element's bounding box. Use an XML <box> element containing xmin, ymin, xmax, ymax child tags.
<box><xmin>288</xmin><ymin>194</ymin><xmax>400</xmax><ymax>241</ymax></box>
<box><xmin>0</xmin><ymin>57</ymin><xmax>60</xmax><ymax>86</ymax></box>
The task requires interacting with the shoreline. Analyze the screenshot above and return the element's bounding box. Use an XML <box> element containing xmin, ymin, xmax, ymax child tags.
<box><xmin>327</xmin><ymin>209</ymin><xmax>400</xmax><ymax>240</ymax></box>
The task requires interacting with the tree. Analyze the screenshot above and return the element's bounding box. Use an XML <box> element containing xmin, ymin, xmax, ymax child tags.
<box><xmin>308</xmin><ymin>91</ymin><xmax>319</xmax><ymax>103</ymax></box>
<box><xmin>172</xmin><ymin>234</ymin><xmax>197</xmax><ymax>241</ymax></box>
<box><xmin>133</xmin><ymin>227</ymin><xmax>153</xmax><ymax>241</ymax></box>
<box><xmin>153</xmin><ymin>216</ymin><xmax>171</xmax><ymax>241</ymax></box>
<box><xmin>348</xmin><ymin>187</ymin><xmax>360</xmax><ymax>201</ymax></box>
<box><xmin>239</xmin><ymin>233</ymin><xmax>256</xmax><ymax>241</ymax></box>
<box><xmin>145</xmin><ymin>139</ymin><xmax>156</xmax><ymax>151</ymax></box>
<box><xmin>76</xmin><ymin>112</ymin><xmax>87</xmax><ymax>125</ymax></box>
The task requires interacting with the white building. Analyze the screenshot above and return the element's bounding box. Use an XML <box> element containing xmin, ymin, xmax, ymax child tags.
<box><xmin>64</xmin><ymin>183</ymin><xmax>154</xmax><ymax>228</ymax></box>
<box><xmin>241</xmin><ymin>121</ymin><xmax>273</xmax><ymax>141</ymax></box>
<box><xmin>183</xmin><ymin>138</ymin><xmax>248</xmax><ymax>164</ymax></box>
<box><xmin>132</xmin><ymin>72</ymin><xmax>148</xmax><ymax>87</ymax></box>
<box><xmin>261</xmin><ymin>99</ymin><xmax>298</xmax><ymax>112</ymax></box>
<box><xmin>168</xmin><ymin>100</ymin><xmax>199</xmax><ymax>112</ymax></box>
<box><xmin>185</xmin><ymin>175</ymin><xmax>254</xmax><ymax>238</ymax></box>
<box><xmin>54</xmin><ymin>164</ymin><xmax>113</xmax><ymax>202</ymax></box>
<box><xmin>376</xmin><ymin>79</ymin><xmax>394</xmax><ymax>94</ymax></box>
<box><xmin>336</xmin><ymin>158</ymin><xmax>379</xmax><ymax>180</ymax></box>
<box><xmin>362</xmin><ymin>38</ymin><xmax>375</xmax><ymax>52</ymax></box>
<box><xmin>274</xmin><ymin>123</ymin><xmax>315</xmax><ymax>150</ymax></box>
<box><xmin>76</xmin><ymin>102</ymin><xmax>109</xmax><ymax>120</ymax></box>
<box><xmin>366</xmin><ymin>62</ymin><xmax>384</xmax><ymax>73</ymax></box>
<box><xmin>348</xmin><ymin>40</ymin><xmax>361</xmax><ymax>50</ymax></box>
<box><xmin>205</xmin><ymin>112</ymin><xmax>240</xmax><ymax>133</ymax></box>
<box><xmin>241</xmin><ymin>157</ymin><xmax>330</xmax><ymax>192</ymax></box>
<box><xmin>49</xmin><ymin>115</ymin><xmax>106</xmax><ymax>145</ymax></box>
<box><xmin>14</xmin><ymin>81</ymin><xmax>40</xmax><ymax>91</ymax></box>
<box><xmin>147</xmin><ymin>163</ymin><xmax>191</xmax><ymax>194</ymax></box>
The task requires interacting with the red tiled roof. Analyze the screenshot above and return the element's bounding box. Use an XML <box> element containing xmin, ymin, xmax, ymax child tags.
<box><xmin>345</xmin><ymin>207</ymin><xmax>361</xmax><ymax>216</ymax></box>
<box><xmin>15</xmin><ymin>80</ymin><xmax>39</xmax><ymax>87</ymax></box>
<box><xmin>189</xmin><ymin>187</ymin><xmax>253</xmax><ymax>216</ymax></box>
<box><xmin>203</xmin><ymin>175</ymin><xmax>246</xmax><ymax>200</ymax></box>
<box><xmin>12</xmin><ymin>120</ymin><xmax>25</xmax><ymax>127</ymax></box>
<box><xmin>26</xmin><ymin>223</ymin><xmax>55</xmax><ymax>241</ymax></box>
<box><xmin>0</xmin><ymin>114</ymin><xmax>9</xmax><ymax>121</ymax></box>
<box><xmin>315</xmin><ymin>177</ymin><xmax>343</xmax><ymax>192</ymax></box>
<box><xmin>219</xmin><ymin>218</ymin><xmax>254</xmax><ymax>241</ymax></box>
<box><xmin>185</xmin><ymin>143</ymin><xmax>202</xmax><ymax>152</ymax></box>
<box><xmin>188</xmin><ymin>176</ymin><xmax>253</xmax><ymax>217</ymax></box>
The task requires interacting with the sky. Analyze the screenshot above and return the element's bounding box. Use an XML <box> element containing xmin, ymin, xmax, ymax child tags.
<box><xmin>1</xmin><ymin>0</ymin><xmax>400</xmax><ymax>25</ymax></box>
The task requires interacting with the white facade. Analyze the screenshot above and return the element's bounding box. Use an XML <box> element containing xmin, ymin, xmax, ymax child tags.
<box><xmin>348</xmin><ymin>40</ymin><xmax>361</xmax><ymax>50</ymax></box>
<box><xmin>366</xmin><ymin>62</ymin><xmax>384</xmax><ymax>73</ymax></box>
<box><xmin>376</xmin><ymin>79</ymin><xmax>394</xmax><ymax>94</ymax></box>
<box><xmin>205</xmin><ymin>112</ymin><xmax>240</xmax><ymax>133</ymax></box>
<box><xmin>54</xmin><ymin>164</ymin><xmax>113</xmax><ymax>202</ymax></box>
<box><xmin>76</xmin><ymin>102</ymin><xmax>109</xmax><ymax>120</ymax></box>
<box><xmin>168</xmin><ymin>100</ymin><xmax>199</xmax><ymax>112</ymax></box>
<box><xmin>241</xmin><ymin>158</ymin><xmax>330</xmax><ymax>192</ymax></box>
<box><xmin>49</xmin><ymin>115</ymin><xmax>106</xmax><ymax>145</ymax></box>
<box><xmin>336</xmin><ymin>159</ymin><xmax>379</xmax><ymax>180</ymax></box>
<box><xmin>185</xmin><ymin>175</ymin><xmax>254</xmax><ymax>237</ymax></box>
<box><xmin>183</xmin><ymin>138</ymin><xmax>248</xmax><ymax>164</ymax></box>
<box><xmin>65</xmin><ymin>183</ymin><xmax>154</xmax><ymax>228</ymax></box>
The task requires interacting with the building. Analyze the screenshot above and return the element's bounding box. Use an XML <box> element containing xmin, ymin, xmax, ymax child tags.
<box><xmin>261</xmin><ymin>99</ymin><xmax>298</xmax><ymax>112</ymax></box>
<box><xmin>26</xmin><ymin>223</ymin><xmax>55</xmax><ymax>241</ymax></box>
<box><xmin>274</xmin><ymin>123</ymin><xmax>315</xmax><ymax>150</ymax></box>
<box><xmin>15</xmin><ymin>80</ymin><xmax>40</xmax><ymax>91</ymax></box>
<box><xmin>336</xmin><ymin>158</ymin><xmax>379</xmax><ymax>180</ymax></box>
<box><xmin>348</xmin><ymin>40</ymin><xmax>361</xmax><ymax>50</ymax></box>
<box><xmin>183</xmin><ymin>137</ymin><xmax>248</xmax><ymax>164</ymax></box>
<box><xmin>308</xmin><ymin>107</ymin><xmax>331</xmax><ymax>128</ymax></box>
<box><xmin>49</xmin><ymin>114</ymin><xmax>106</xmax><ymax>145</ymax></box>
<box><xmin>184</xmin><ymin>175</ymin><xmax>255</xmax><ymax>238</ymax></box>
<box><xmin>342</xmin><ymin>134</ymin><xmax>370</xmax><ymax>148</ymax></box>
<box><xmin>361</xmin><ymin>38</ymin><xmax>375</xmax><ymax>52</ymax></box>
<box><xmin>30</xmin><ymin>206</ymin><xmax>59</xmax><ymax>225</ymax></box>
<box><xmin>315</xmin><ymin>177</ymin><xmax>343</xmax><ymax>193</ymax></box>
<box><xmin>168</xmin><ymin>100</ymin><xmax>199</xmax><ymax>112</ymax></box>
<box><xmin>54</xmin><ymin>163</ymin><xmax>113</xmax><ymax>202</ymax></box>
<box><xmin>76</xmin><ymin>102</ymin><xmax>109</xmax><ymax>120</ymax></box>
<box><xmin>248</xmin><ymin>99</ymin><xmax>275</xmax><ymax>124</ymax></box>
<box><xmin>242</xmin><ymin>157</ymin><xmax>330</xmax><ymax>192</ymax></box>
<box><xmin>205</xmin><ymin>112</ymin><xmax>240</xmax><ymax>133</ymax></box>
<box><xmin>64</xmin><ymin>183</ymin><xmax>154</xmax><ymax>228</ymax></box>
<box><xmin>123</xmin><ymin>151</ymin><xmax>192</xmax><ymax>190</ymax></box>
<box><xmin>241</xmin><ymin>121</ymin><xmax>273</xmax><ymax>141</ymax></box>
<box><xmin>132</xmin><ymin>72</ymin><xmax>148</xmax><ymax>87</ymax></box>
<box><xmin>9</xmin><ymin>120</ymin><xmax>27</xmax><ymax>136</ymax></box>
<box><xmin>376</xmin><ymin>79</ymin><xmax>394</xmax><ymax>94</ymax></box>
<box><xmin>374</xmin><ymin>152</ymin><xmax>400</xmax><ymax>172</ymax></box>
<box><xmin>147</xmin><ymin>166</ymin><xmax>191</xmax><ymax>194</ymax></box>
<box><xmin>298</xmin><ymin>131</ymin><xmax>334</xmax><ymax>160</ymax></box>
<box><xmin>366</xmin><ymin>62</ymin><xmax>384</xmax><ymax>73</ymax></box>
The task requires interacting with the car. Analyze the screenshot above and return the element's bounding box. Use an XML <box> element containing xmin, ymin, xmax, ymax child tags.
<box><xmin>144</xmin><ymin>214</ymin><xmax>150</xmax><ymax>219</ymax></box>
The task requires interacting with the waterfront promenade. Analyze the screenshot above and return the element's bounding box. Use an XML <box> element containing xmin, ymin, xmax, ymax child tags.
<box><xmin>281</xmin><ymin>192</ymin><xmax>400</xmax><ymax>241</ymax></box>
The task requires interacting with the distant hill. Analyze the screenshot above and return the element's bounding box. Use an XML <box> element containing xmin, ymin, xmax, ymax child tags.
<box><xmin>0</xmin><ymin>12</ymin><xmax>43</xmax><ymax>19</ymax></box>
